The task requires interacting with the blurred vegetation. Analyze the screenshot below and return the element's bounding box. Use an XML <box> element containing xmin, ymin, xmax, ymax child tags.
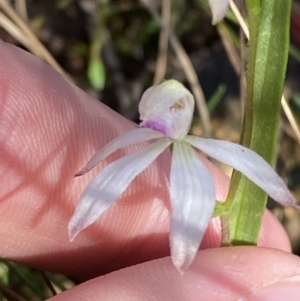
<box><xmin>0</xmin><ymin>259</ymin><xmax>74</xmax><ymax>300</ymax></box>
<box><xmin>0</xmin><ymin>0</ymin><xmax>300</xmax><ymax>299</ymax></box>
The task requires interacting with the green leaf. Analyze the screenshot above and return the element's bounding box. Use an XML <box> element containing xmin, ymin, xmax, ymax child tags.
<box><xmin>88</xmin><ymin>33</ymin><xmax>106</xmax><ymax>91</ymax></box>
<box><xmin>88</xmin><ymin>57</ymin><xmax>105</xmax><ymax>91</ymax></box>
<box><xmin>207</xmin><ymin>84</ymin><xmax>226</xmax><ymax>113</ymax></box>
<box><xmin>225</xmin><ymin>0</ymin><xmax>292</xmax><ymax>245</ymax></box>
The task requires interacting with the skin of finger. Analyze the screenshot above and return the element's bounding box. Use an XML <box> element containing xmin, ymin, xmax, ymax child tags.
<box><xmin>47</xmin><ymin>247</ymin><xmax>300</xmax><ymax>301</ymax></box>
<box><xmin>0</xmin><ymin>41</ymin><xmax>290</xmax><ymax>279</ymax></box>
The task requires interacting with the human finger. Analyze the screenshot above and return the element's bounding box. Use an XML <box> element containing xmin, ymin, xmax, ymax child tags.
<box><xmin>47</xmin><ymin>247</ymin><xmax>300</xmax><ymax>301</ymax></box>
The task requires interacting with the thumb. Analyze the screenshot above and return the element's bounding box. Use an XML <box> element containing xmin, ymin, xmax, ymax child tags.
<box><xmin>46</xmin><ymin>247</ymin><xmax>300</xmax><ymax>301</ymax></box>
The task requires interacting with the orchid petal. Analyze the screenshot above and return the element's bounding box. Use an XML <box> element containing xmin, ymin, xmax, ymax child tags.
<box><xmin>185</xmin><ymin>136</ymin><xmax>299</xmax><ymax>208</ymax></box>
<box><xmin>76</xmin><ymin>127</ymin><xmax>165</xmax><ymax>175</ymax></box>
<box><xmin>208</xmin><ymin>0</ymin><xmax>230</xmax><ymax>24</ymax></box>
<box><xmin>170</xmin><ymin>141</ymin><xmax>215</xmax><ymax>273</ymax></box>
<box><xmin>68</xmin><ymin>138</ymin><xmax>172</xmax><ymax>240</ymax></box>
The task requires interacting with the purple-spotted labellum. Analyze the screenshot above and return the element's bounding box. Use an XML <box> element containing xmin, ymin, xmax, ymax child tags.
<box><xmin>68</xmin><ymin>80</ymin><xmax>299</xmax><ymax>273</ymax></box>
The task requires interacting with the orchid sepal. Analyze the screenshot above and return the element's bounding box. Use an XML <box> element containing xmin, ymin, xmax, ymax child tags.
<box><xmin>69</xmin><ymin>138</ymin><xmax>172</xmax><ymax>241</ymax></box>
<box><xmin>170</xmin><ymin>141</ymin><xmax>215</xmax><ymax>272</ymax></box>
<box><xmin>75</xmin><ymin>127</ymin><xmax>165</xmax><ymax>176</ymax></box>
<box><xmin>184</xmin><ymin>135</ymin><xmax>299</xmax><ymax>209</ymax></box>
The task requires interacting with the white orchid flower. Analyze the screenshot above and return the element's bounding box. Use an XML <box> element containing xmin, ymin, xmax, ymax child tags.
<box><xmin>68</xmin><ymin>79</ymin><xmax>298</xmax><ymax>272</ymax></box>
<box><xmin>208</xmin><ymin>0</ymin><xmax>230</xmax><ymax>24</ymax></box>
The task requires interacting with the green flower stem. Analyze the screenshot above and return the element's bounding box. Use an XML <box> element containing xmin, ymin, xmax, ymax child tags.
<box><xmin>222</xmin><ymin>0</ymin><xmax>292</xmax><ymax>245</ymax></box>
<box><xmin>242</xmin><ymin>0</ymin><xmax>261</xmax><ymax>145</ymax></box>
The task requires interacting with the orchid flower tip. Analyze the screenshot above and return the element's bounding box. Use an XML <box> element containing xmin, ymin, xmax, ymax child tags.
<box><xmin>171</xmin><ymin>256</ymin><xmax>190</xmax><ymax>275</ymax></box>
<box><xmin>207</xmin><ymin>0</ymin><xmax>230</xmax><ymax>25</ymax></box>
<box><xmin>68</xmin><ymin>220</ymin><xmax>80</xmax><ymax>242</ymax></box>
<box><xmin>211</xmin><ymin>14</ymin><xmax>223</xmax><ymax>25</ymax></box>
<box><xmin>176</xmin><ymin>267</ymin><xmax>185</xmax><ymax>276</ymax></box>
<box><xmin>68</xmin><ymin>227</ymin><xmax>77</xmax><ymax>242</ymax></box>
<box><xmin>174</xmin><ymin>263</ymin><xmax>186</xmax><ymax>276</ymax></box>
<box><xmin>74</xmin><ymin>169</ymin><xmax>87</xmax><ymax>177</ymax></box>
<box><xmin>211</xmin><ymin>17</ymin><xmax>218</xmax><ymax>26</ymax></box>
